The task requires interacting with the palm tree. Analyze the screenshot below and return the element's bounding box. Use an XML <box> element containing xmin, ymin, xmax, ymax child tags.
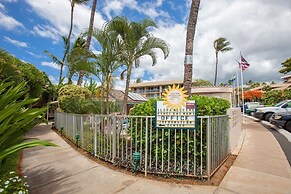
<box><xmin>213</xmin><ymin>37</ymin><xmax>233</xmax><ymax>86</ymax></box>
<box><xmin>61</xmin><ymin>0</ymin><xmax>90</xmax><ymax>82</ymax></box>
<box><xmin>45</xmin><ymin>35</ymin><xmax>94</xmax><ymax>84</ymax></box>
<box><xmin>183</xmin><ymin>0</ymin><xmax>201</xmax><ymax>96</ymax></box>
<box><xmin>91</xmin><ymin>27</ymin><xmax>122</xmax><ymax>114</ymax></box>
<box><xmin>108</xmin><ymin>17</ymin><xmax>169</xmax><ymax>114</ymax></box>
<box><xmin>77</xmin><ymin>0</ymin><xmax>98</xmax><ymax>85</ymax></box>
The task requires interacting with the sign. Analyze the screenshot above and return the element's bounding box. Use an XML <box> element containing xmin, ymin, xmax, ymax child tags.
<box><xmin>155</xmin><ymin>85</ymin><xmax>197</xmax><ymax>129</ymax></box>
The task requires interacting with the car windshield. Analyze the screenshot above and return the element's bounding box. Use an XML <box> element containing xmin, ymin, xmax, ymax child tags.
<box><xmin>275</xmin><ymin>101</ymin><xmax>287</xmax><ymax>107</ymax></box>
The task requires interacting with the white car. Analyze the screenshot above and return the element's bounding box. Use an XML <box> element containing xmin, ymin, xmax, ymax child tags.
<box><xmin>254</xmin><ymin>100</ymin><xmax>291</xmax><ymax>121</ymax></box>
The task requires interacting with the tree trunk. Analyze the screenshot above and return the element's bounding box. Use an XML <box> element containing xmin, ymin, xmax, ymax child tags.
<box><xmin>123</xmin><ymin>62</ymin><xmax>132</xmax><ymax>115</ymax></box>
<box><xmin>62</xmin><ymin>0</ymin><xmax>75</xmax><ymax>82</ymax></box>
<box><xmin>77</xmin><ymin>0</ymin><xmax>97</xmax><ymax>85</ymax></box>
<box><xmin>214</xmin><ymin>51</ymin><xmax>218</xmax><ymax>86</ymax></box>
<box><xmin>183</xmin><ymin>0</ymin><xmax>201</xmax><ymax>96</ymax></box>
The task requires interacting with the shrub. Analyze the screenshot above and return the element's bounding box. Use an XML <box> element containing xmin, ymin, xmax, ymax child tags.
<box><xmin>58</xmin><ymin>84</ymin><xmax>92</xmax><ymax>102</ymax></box>
<box><xmin>130</xmin><ymin>95</ymin><xmax>230</xmax><ymax>116</ymax></box>
<box><xmin>128</xmin><ymin>95</ymin><xmax>230</xmax><ymax>174</ymax></box>
<box><xmin>0</xmin><ymin>80</ymin><xmax>56</xmax><ymax>162</ymax></box>
<box><xmin>0</xmin><ymin>172</ymin><xmax>29</xmax><ymax>193</ymax></box>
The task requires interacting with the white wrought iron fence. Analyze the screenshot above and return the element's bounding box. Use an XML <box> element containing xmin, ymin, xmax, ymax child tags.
<box><xmin>54</xmin><ymin>111</ymin><xmax>229</xmax><ymax>179</ymax></box>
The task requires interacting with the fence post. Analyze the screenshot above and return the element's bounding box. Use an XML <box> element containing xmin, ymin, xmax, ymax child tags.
<box><xmin>145</xmin><ymin>117</ymin><xmax>148</xmax><ymax>177</ymax></box>
<box><xmin>81</xmin><ymin>115</ymin><xmax>84</xmax><ymax>147</ymax></box>
<box><xmin>206</xmin><ymin>117</ymin><xmax>211</xmax><ymax>180</ymax></box>
<box><xmin>112</xmin><ymin>116</ymin><xmax>117</xmax><ymax>162</ymax></box>
<box><xmin>94</xmin><ymin>116</ymin><xmax>97</xmax><ymax>157</ymax></box>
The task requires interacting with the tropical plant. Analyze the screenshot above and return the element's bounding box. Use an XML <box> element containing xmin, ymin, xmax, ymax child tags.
<box><xmin>213</xmin><ymin>37</ymin><xmax>233</xmax><ymax>86</ymax></box>
<box><xmin>0</xmin><ymin>80</ymin><xmax>56</xmax><ymax>163</ymax></box>
<box><xmin>61</xmin><ymin>0</ymin><xmax>90</xmax><ymax>82</ymax></box>
<box><xmin>108</xmin><ymin>16</ymin><xmax>169</xmax><ymax>114</ymax></box>
<box><xmin>0</xmin><ymin>49</ymin><xmax>53</xmax><ymax>100</ymax></box>
<box><xmin>243</xmin><ymin>90</ymin><xmax>263</xmax><ymax>101</ymax></box>
<box><xmin>58</xmin><ymin>84</ymin><xmax>91</xmax><ymax>102</ymax></box>
<box><xmin>45</xmin><ymin>35</ymin><xmax>95</xmax><ymax>84</ymax></box>
<box><xmin>250</xmin><ymin>82</ymin><xmax>260</xmax><ymax>89</ymax></box>
<box><xmin>194</xmin><ymin>79</ymin><xmax>213</xmax><ymax>86</ymax></box>
<box><xmin>0</xmin><ymin>171</ymin><xmax>29</xmax><ymax>193</ymax></box>
<box><xmin>91</xmin><ymin>26</ymin><xmax>123</xmax><ymax>114</ymax></box>
<box><xmin>183</xmin><ymin>0</ymin><xmax>201</xmax><ymax>95</ymax></box>
<box><xmin>77</xmin><ymin>0</ymin><xmax>98</xmax><ymax>85</ymax></box>
<box><xmin>279</xmin><ymin>58</ymin><xmax>291</xmax><ymax>74</ymax></box>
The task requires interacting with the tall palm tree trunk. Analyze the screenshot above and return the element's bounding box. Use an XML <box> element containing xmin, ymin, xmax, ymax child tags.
<box><xmin>77</xmin><ymin>0</ymin><xmax>97</xmax><ymax>85</ymax></box>
<box><xmin>123</xmin><ymin>62</ymin><xmax>133</xmax><ymax>115</ymax></box>
<box><xmin>61</xmin><ymin>0</ymin><xmax>75</xmax><ymax>82</ymax></box>
<box><xmin>214</xmin><ymin>51</ymin><xmax>218</xmax><ymax>86</ymax></box>
<box><xmin>183</xmin><ymin>0</ymin><xmax>200</xmax><ymax>96</ymax></box>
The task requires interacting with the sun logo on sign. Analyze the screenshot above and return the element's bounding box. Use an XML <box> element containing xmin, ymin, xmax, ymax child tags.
<box><xmin>162</xmin><ymin>85</ymin><xmax>188</xmax><ymax>109</ymax></box>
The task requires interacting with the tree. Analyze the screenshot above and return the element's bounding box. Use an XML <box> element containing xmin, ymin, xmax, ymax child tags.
<box><xmin>77</xmin><ymin>0</ymin><xmax>98</xmax><ymax>85</ymax></box>
<box><xmin>279</xmin><ymin>58</ymin><xmax>291</xmax><ymax>74</ymax></box>
<box><xmin>194</xmin><ymin>79</ymin><xmax>213</xmax><ymax>86</ymax></box>
<box><xmin>0</xmin><ymin>80</ymin><xmax>55</xmax><ymax>163</ymax></box>
<box><xmin>135</xmin><ymin>78</ymin><xmax>142</xmax><ymax>83</ymax></box>
<box><xmin>91</xmin><ymin>27</ymin><xmax>122</xmax><ymax>114</ymax></box>
<box><xmin>61</xmin><ymin>0</ymin><xmax>90</xmax><ymax>82</ymax></box>
<box><xmin>213</xmin><ymin>37</ymin><xmax>233</xmax><ymax>86</ymax></box>
<box><xmin>250</xmin><ymin>82</ymin><xmax>260</xmax><ymax>89</ymax></box>
<box><xmin>183</xmin><ymin>0</ymin><xmax>201</xmax><ymax>96</ymax></box>
<box><xmin>45</xmin><ymin>35</ymin><xmax>95</xmax><ymax>84</ymax></box>
<box><xmin>243</xmin><ymin>90</ymin><xmax>263</xmax><ymax>101</ymax></box>
<box><xmin>108</xmin><ymin>17</ymin><xmax>169</xmax><ymax>114</ymax></box>
<box><xmin>0</xmin><ymin>49</ymin><xmax>52</xmax><ymax>99</ymax></box>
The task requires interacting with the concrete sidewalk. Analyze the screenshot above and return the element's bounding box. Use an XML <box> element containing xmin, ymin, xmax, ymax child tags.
<box><xmin>21</xmin><ymin>124</ymin><xmax>216</xmax><ymax>194</ymax></box>
<box><xmin>21</xmin><ymin>118</ymin><xmax>291</xmax><ymax>194</ymax></box>
<box><xmin>216</xmin><ymin>118</ymin><xmax>291</xmax><ymax>194</ymax></box>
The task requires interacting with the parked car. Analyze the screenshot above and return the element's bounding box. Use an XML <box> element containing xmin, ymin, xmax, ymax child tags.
<box><xmin>270</xmin><ymin>112</ymin><xmax>291</xmax><ymax>132</ymax></box>
<box><xmin>245</xmin><ymin>102</ymin><xmax>264</xmax><ymax>116</ymax></box>
<box><xmin>254</xmin><ymin>100</ymin><xmax>291</xmax><ymax>121</ymax></box>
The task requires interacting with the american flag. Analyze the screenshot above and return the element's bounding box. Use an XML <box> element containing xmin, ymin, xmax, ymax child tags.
<box><xmin>240</xmin><ymin>54</ymin><xmax>250</xmax><ymax>71</ymax></box>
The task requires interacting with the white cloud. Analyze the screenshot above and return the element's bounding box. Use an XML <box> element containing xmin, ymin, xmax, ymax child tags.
<box><xmin>0</xmin><ymin>4</ymin><xmax>4</xmax><ymax>11</ymax></box>
<box><xmin>41</xmin><ymin>61</ymin><xmax>60</xmax><ymax>70</ymax></box>
<box><xmin>128</xmin><ymin>0</ymin><xmax>291</xmax><ymax>86</ymax></box>
<box><xmin>32</xmin><ymin>24</ymin><xmax>60</xmax><ymax>44</ymax></box>
<box><xmin>0</xmin><ymin>8</ymin><xmax>24</xmax><ymax>30</ymax></box>
<box><xmin>25</xmin><ymin>0</ymin><xmax>106</xmax><ymax>43</ymax></box>
<box><xmin>3</xmin><ymin>0</ymin><xmax>17</xmax><ymax>2</ymax></box>
<box><xmin>26</xmin><ymin>51</ymin><xmax>42</xmax><ymax>58</ymax></box>
<box><xmin>4</xmin><ymin>36</ymin><xmax>28</xmax><ymax>47</ymax></box>
<box><xmin>48</xmin><ymin>75</ymin><xmax>58</xmax><ymax>84</ymax></box>
<box><xmin>102</xmin><ymin>0</ymin><xmax>169</xmax><ymax>20</ymax></box>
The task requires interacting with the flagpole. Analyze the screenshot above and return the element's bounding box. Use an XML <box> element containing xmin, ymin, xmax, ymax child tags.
<box><xmin>232</xmin><ymin>78</ymin><xmax>235</xmax><ymax>107</ymax></box>
<box><xmin>236</xmin><ymin>67</ymin><xmax>240</xmax><ymax>106</ymax></box>
<box><xmin>240</xmin><ymin>64</ymin><xmax>245</xmax><ymax>117</ymax></box>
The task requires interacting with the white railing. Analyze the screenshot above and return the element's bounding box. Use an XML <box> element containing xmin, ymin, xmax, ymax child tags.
<box><xmin>54</xmin><ymin>112</ymin><xmax>230</xmax><ymax>179</ymax></box>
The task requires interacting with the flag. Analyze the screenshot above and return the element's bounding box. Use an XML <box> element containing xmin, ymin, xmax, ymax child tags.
<box><xmin>240</xmin><ymin>54</ymin><xmax>250</xmax><ymax>71</ymax></box>
<box><xmin>229</xmin><ymin>75</ymin><xmax>236</xmax><ymax>83</ymax></box>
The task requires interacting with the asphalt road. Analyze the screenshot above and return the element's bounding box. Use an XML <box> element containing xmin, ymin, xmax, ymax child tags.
<box><xmin>260</xmin><ymin>121</ymin><xmax>291</xmax><ymax>167</ymax></box>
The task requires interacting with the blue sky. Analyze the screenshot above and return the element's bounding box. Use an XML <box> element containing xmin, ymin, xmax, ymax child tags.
<box><xmin>1</xmin><ymin>0</ymin><xmax>291</xmax><ymax>88</ymax></box>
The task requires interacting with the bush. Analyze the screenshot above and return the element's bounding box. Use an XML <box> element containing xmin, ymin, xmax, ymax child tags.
<box><xmin>130</xmin><ymin>95</ymin><xmax>230</xmax><ymax>116</ymax></box>
<box><xmin>0</xmin><ymin>172</ymin><xmax>29</xmax><ymax>193</ymax></box>
<box><xmin>58</xmin><ymin>84</ymin><xmax>92</xmax><ymax>102</ymax></box>
<box><xmin>128</xmin><ymin>95</ymin><xmax>230</xmax><ymax>174</ymax></box>
<box><xmin>261</xmin><ymin>89</ymin><xmax>291</xmax><ymax>106</ymax></box>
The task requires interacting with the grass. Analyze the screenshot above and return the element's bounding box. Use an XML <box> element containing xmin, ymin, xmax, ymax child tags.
<box><xmin>0</xmin><ymin>151</ymin><xmax>21</xmax><ymax>179</ymax></box>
